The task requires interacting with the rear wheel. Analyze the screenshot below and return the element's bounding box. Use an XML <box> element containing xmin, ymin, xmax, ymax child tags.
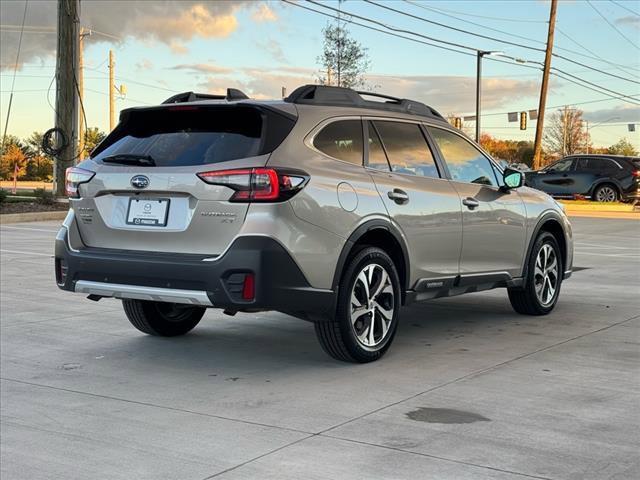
<box><xmin>122</xmin><ymin>300</ymin><xmax>205</xmax><ymax>336</ymax></box>
<box><xmin>593</xmin><ymin>184</ymin><xmax>618</xmax><ymax>202</ymax></box>
<box><xmin>315</xmin><ymin>247</ymin><xmax>401</xmax><ymax>363</ymax></box>
<box><xmin>508</xmin><ymin>232</ymin><xmax>562</xmax><ymax>315</ymax></box>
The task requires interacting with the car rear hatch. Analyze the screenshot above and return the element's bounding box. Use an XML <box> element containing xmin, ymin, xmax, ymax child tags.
<box><xmin>72</xmin><ymin>102</ymin><xmax>296</xmax><ymax>256</ymax></box>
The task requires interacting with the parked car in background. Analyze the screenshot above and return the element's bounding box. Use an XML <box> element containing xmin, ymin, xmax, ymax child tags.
<box><xmin>525</xmin><ymin>154</ymin><xmax>640</xmax><ymax>202</ymax></box>
<box><xmin>509</xmin><ymin>162</ymin><xmax>531</xmax><ymax>172</ymax></box>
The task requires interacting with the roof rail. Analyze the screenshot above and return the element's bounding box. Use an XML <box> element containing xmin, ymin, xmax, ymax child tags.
<box><xmin>161</xmin><ymin>88</ymin><xmax>249</xmax><ymax>104</ymax></box>
<box><xmin>284</xmin><ymin>84</ymin><xmax>446</xmax><ymax>121</ymax></box>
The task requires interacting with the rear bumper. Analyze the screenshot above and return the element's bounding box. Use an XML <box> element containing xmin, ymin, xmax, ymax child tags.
<box><xmin>55</xmin><ymin>228</ymin><xmax>336</xmax><ymax>321</ymax></box>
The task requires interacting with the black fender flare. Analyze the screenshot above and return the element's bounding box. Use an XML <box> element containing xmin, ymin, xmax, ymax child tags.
<box><xmin>331</xmin><ymin>219</ymin><xmax>411</xmax><ymax>293</ymax></box>
<box><xmin>589</xmin><ymin>179</ymin><xmax>623</xmax><ymax>198</ymax></box>
<box><xmin>520</xmin><ymin>211</ymin><xmax>566</xmax><ymax>286</ymax></box>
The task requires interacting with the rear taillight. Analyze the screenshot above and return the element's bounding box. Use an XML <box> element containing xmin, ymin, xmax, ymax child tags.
<box><xmin>65</xmin><ymin>167</ymin><xmax>95</xmax><ymax>198</ymax></box>
<box><xmin>632</xmin><ymin>170</ymin><xmax>640</xmax><ymax>178</ymax></box>
<box><xmin>197</xmin><ymin>167</ymin><xmax>308</xmax><ymax>202</ymax></box>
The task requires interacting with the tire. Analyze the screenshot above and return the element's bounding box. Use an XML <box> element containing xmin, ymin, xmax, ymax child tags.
<box><xmin>122</xmin><ymin>300</ymin><xmax>205</xmax><ymax>336</ymax></box>
<box><xmin>315</xmin><ymin>247</ymin><xmax>401</xmax><ymax>363</ymax></box>
<box><xmin>508</xmin><ymin>232</ymin><xmax>563</xmax><ymax>315</ymax></box>
<box><xmin>593</xmin><ymin>184</ymin><xmax>618</xmax><ymax>202</ymax></box>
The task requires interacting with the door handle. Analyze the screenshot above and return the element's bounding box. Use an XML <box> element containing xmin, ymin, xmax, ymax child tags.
<box><xmin>387</xmin><ymin>189</ymin><xmax>409</xmax><ymax>204</ymax></box>
<box><xmin>462</xmin><ymin>197</ymin><xmax>480</xmax><ymax>209</ymax></box>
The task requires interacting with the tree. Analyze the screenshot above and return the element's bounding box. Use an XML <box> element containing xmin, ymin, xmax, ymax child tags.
<box><xmin>543</xmin><ymin>107</ymin><xmax>589</xmax><ymax>160</ymax></box>
<box><xmin>608</xmin><ymin>138</ymin><xmax>638</xmax><ymax>156</ymax></box>
<box><xmin>83</xmin><ymin>127</ymin><xmax>107</xmax><ymax>154</ymax></box>
<box><xmin>479</xmin><ymin>133</ymin><xmax>536</xmax><ymax>166</ymax></box>
<box><xmin>0</xmin><ymin>144</ymin><xmax>27</xmax><ymax>180</ymax></box>
<box><xmin>317</xmin><ymin>20</ymin><xmax>370</xmax><ymax>88</ymax></box>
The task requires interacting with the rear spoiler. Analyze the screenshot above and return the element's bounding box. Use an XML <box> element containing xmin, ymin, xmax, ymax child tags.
<box><xmin>161</xmin><ymin>88</ymin><xmax>249</xmax><ymax>104</ymax></box>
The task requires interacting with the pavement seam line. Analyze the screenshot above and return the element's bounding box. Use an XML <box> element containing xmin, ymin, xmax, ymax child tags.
<box><xmin>319</xmin><ymin>434</ymin><xmax>557</xmax><ymax>480</ymax></box>
<box><xmin>316</xmin><ymin>314</ymin><xmax>640</xmax><ymax>436</ymax></box>
<box><xmin>0</xmin><ymin>377</ymin><xmax>313</xmax><ymax>436</ymax></box>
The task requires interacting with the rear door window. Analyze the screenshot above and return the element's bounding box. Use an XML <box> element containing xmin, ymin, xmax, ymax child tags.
<box><xmin>372</xmin><ymin>121</ymin><xmax>440</xmax><ymax>178</ymax></box>
<box><xmin>92</xmin><ymin>105</ymin><xmax>294</xmax><ymax>166</ymax></box>
<box><xmin>313</xmin><ymin>119</ymin><xmax>363</xmax><ymax>165</ymax></box>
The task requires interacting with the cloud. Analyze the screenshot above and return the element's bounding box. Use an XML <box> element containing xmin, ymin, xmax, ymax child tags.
<box><xmin>364</xmin><ymin>74</ymin><xmax>540</xmax><ymax>115</ymax></box>
<box><xmin>0</xmin><ymin>1</ymin><xmax>264</xmax><ymax>70</ymax></box>
<box><xmin>251</xmin><ymin>3</ymin><xmax>278</xmax><ymax>23</ymax></box>
<box><xmin>260</xmin><ymin>39</ymin><xmax>287</xmax><ymax>63</ymax></box>
<box><xmin>136</xmin><ymin>59</ymin><xmax>154</xmax><ymax>70</ymax></box>
<box><xmin>582</xmin><ymin>105</ymin><xmax>640</xmax><ymax>123</ymax></box>
<box><xmin>616</xmin><ymin>15</ymin><xmax>640</xmax><ymax>29</ymax></box>
<box><xmin>170</xmin><ymin>63</ymin><xmax>232</xmax><ymax>74</ymax></box>
<box><xmin>193</xmin><ymin>67</ymin><xmax>540</xmax><ymax>114</ymax></box>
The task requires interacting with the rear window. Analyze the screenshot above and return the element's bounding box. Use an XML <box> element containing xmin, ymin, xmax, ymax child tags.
<box><xmin>92</xmin><ymin>105</ymin><xmax>295</xmax><ymax>167</ymax></box>
<box><xmin>313</xmin><ymin>119</ymin><xmax>363</xmax><ymax>165</ymax></box>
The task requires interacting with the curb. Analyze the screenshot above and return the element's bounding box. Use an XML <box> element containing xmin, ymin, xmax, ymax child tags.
<box><xmin>0</xmin><ymin>210</ymin><xmax>68</xmax><ymax>224</ymax></box>
<box><xmin>559</xmin><ymin>203</ymin><xmax>635</xmax><ymax>213</ymax></box>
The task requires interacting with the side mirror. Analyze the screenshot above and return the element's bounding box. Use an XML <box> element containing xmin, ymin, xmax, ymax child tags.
<box><xmin>503</xmin><ymin>168</ymin><xmax>524</xmax><ymax>189</ymax></box>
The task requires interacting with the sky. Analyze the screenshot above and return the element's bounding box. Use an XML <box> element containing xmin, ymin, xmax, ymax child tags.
<box><xmin>1</xmin><ymin>0</ymin><xmax>639</xmax><ymax>150</ymax></box>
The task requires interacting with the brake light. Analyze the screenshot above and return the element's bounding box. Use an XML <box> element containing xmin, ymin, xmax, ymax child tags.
<box><xmin>632</xmin><ymin>170</ymin><xmax>640</xmax><ymax>178</ymax></box>
<box><xmin>197</xmin><ymin>167</ymin><xmax>308</xmax><ymax>202</ymax></box>
<box><xmin>65</xmin><ymin>167</ymin><xmax>95</xmax><ymax>198</ymax></box>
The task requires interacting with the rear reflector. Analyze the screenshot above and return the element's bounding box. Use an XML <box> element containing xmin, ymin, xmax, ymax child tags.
<box><xmin>242</xmin><ymin>273</ymin><xmax>255</xmax><ymax>300</ymax></box>
<box><xmin>197</xmin><ymin>167</ymin><xmax>308</xmax><ymax>202</ymax></box>
<box><xmin>632</xmin><ymin>170</ymin><xmax>639</xmax><ymax>178</ymax></box>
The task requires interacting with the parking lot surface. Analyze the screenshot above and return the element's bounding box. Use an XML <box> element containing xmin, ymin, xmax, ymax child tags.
<box><xmin>1</xmin><ymin>217</ymin><xmax>639</xmax><ymax>480</ymax></box>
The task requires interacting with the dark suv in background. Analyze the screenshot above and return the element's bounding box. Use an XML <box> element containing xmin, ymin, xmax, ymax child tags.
<box><xmin>525</xmin><ymin>154</ymin><xmax>640</xmax><ymax>202</ymax></box>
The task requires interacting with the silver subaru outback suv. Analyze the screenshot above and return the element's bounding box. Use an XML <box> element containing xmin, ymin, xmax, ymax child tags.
<box><xmin>55</xmin><ymin>85</ymin><xmax>573</xmax><ymax>363</ymax></box>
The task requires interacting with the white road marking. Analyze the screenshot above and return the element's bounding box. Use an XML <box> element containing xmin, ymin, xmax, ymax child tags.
<box><xmin>575</xmin><ymin>242</ymin><xmax>639</xmax><ymax>250</ymax></box>
<box><xmin>0</xmin><ymin>249</ymin><xmax>52</xmax><ymax>257</ymax></box>
<box><xmin>0</xmin><ymin>226</ymin><xmax>59</xmax><ymax>233</ymax></box>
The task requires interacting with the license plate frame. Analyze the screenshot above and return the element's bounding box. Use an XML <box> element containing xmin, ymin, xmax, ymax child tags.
<box><xmin>126</xmin><ymin>198</ymin><xmax>170</xmax><ymax>227</ymax></box>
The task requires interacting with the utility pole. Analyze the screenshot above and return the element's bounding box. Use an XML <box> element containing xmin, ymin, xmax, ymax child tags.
<box><xmin>78</xmin><ymin>27</ymin><xmax>89</xmax><ymax>159</ymax></box>
<box><xmin>53</xmin><ymin>0</ymin><xmax>79</xmax><ymax>197</ymax></box>
<box><xmin>532</xmin><ymin>0</ymin><xmax>558</xmax><ymax>170</ymax></box>
<box><xmin>109</xmin><ymin>49</ymin><xmax>115</xmax><ymax>131</ymax></box>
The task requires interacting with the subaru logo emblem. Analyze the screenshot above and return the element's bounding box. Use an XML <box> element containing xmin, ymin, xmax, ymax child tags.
<box><xmin>131</xmin><ymin>175</ymin><xmax>149</xmax><ymax>189</ymax></box>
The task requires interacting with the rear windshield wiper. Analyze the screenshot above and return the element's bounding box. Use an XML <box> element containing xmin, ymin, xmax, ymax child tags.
<box><xmin>101</xmin><ymin>154</ymin><xmax>156</xmax><ymax>166</ymax></box>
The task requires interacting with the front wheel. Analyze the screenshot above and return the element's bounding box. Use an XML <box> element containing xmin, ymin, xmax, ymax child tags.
<box><xmin>508</xmin><ymin>232</ymin><xmax>562</xmax><ymax>315</ymax></box>
<box><xmin>122</xmin><ymin>300</ymin><xmax>205</xmax><ymax>336</ymax></box>
<box><xmin>315</xmin><ymin>247</ymin><xmax>401</xmax><ymax>363</ymax></box>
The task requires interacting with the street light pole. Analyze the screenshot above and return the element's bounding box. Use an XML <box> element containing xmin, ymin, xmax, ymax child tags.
<box><xmin>586</xmin><ymin>117</ymin><xmax>620</xmax><ymax>154</ymax></box>
<box><xmin>475</xmin><ymin>51</ymin><xmax>483</xmax><ymax>143</ymax></box>
<box><xmin>475</xmin><ymin>50</ymin><xmax>503</xmax><ymax>143</ymax></box>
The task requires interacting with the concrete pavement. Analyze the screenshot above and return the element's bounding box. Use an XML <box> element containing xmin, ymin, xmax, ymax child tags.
<box><xmin>1</xmin><ymin>218</ymin><xmax>639</xmax><ymax>479</ymax></box>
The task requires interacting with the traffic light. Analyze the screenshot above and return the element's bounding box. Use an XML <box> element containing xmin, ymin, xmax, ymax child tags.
<box><xmin>454</xmin><ymin>117</ymin><xmax>462</xmax><ymax>129</ymax></box>
<box><xmin>519</xmin><ymin>111</ymin><xmax>527</xmax><ymax>130</ymax></box>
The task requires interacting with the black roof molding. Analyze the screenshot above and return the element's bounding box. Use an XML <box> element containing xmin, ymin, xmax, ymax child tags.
<box><xmin>162</xmin><ymin>88</ymin><xmax>249</xmax><ymax>104</ymax></box>
<box><xmin>284</xmin><ymin>84</ymin><xmax>446</xmax><ymax>122</ymax></box>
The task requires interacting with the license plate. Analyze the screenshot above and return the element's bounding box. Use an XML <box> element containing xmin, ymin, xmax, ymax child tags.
<box><xmin>126</xmin><ymin>198</ymin><xmax>170</xmax><ymax>226</ymax></box>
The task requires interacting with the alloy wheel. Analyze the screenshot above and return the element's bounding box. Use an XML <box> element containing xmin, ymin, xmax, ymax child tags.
<box><xmin>350</xmin><ymin>263</ymin><xmax>395</xmax><ymax>348</ymax></box>
<box><xmin>534</xmin><ymin>244</ymin><xmax>559</xmax><ymax>306</ymax></box>
<box><xmin>596</xmin><ymin>186</ymin><xmax>616</xmax><ymax>202</ymax></box>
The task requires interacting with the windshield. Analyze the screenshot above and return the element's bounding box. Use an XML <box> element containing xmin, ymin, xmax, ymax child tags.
<box><xmin>92</xmin><ymin>105</ymin><xmax>294</xmax><ymax>167</ymax></box>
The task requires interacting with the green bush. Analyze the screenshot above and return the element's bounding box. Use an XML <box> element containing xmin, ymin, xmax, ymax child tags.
<box><xmin>34</xmin><ymin>188</ymin><xmax>56</xmax><ymax>205</ymax></box>
<box><xmin>0</xmin><ymin>189</ymin><xmax>7</xmax><ymax>204</ymax></box>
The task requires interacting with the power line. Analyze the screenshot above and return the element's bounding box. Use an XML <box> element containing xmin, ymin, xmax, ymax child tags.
<box><xmin>364</xmin><ymin>0</ymin><xmax>547</xmax><ymax>52</ymax></box>
<box><xmin>587</xmin><ymin>0</ymin><xmax>640</xmax><ymax>50</ymax></box>
<box><xmin>551</xmin><ymin>70</ymin><xmax>640</xmax><ymax>106</ymax></box>
<box><xmin>405</xmin><ymin>0</ymin><xmax>640</xmax><ymax>75</ymax></box>
<box><xmin>282</xmin><ymin>0</ymin><xmax>476</xmax><ymax>58</ymax></box>
<box><xmin>364</xmin><ymin>0</ymin><xmax>640</xmax><ymax>85</ymax></box>
<box><xmin>611</xmin><ymin>0</ymin><xmax>640</xmax><ymax>18</ymax></box>
<box><xmin>285</xmin><ymin>0</ymin><xmax>639</xmax><ymax>106</ymax></box>
<box><xmin>555</xmin><ymin>27</ymin><xmax>640</xmax><ymax>76</ymax></box>
<box><xmin>2</xmin><ymin>0</ymin><xmax>29</xmax><ymax>156</ymax></box>
<box><xmin>406</xmin><ymin>2</ymin><xmax>548</xmax><ymax>24</ymax></box>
